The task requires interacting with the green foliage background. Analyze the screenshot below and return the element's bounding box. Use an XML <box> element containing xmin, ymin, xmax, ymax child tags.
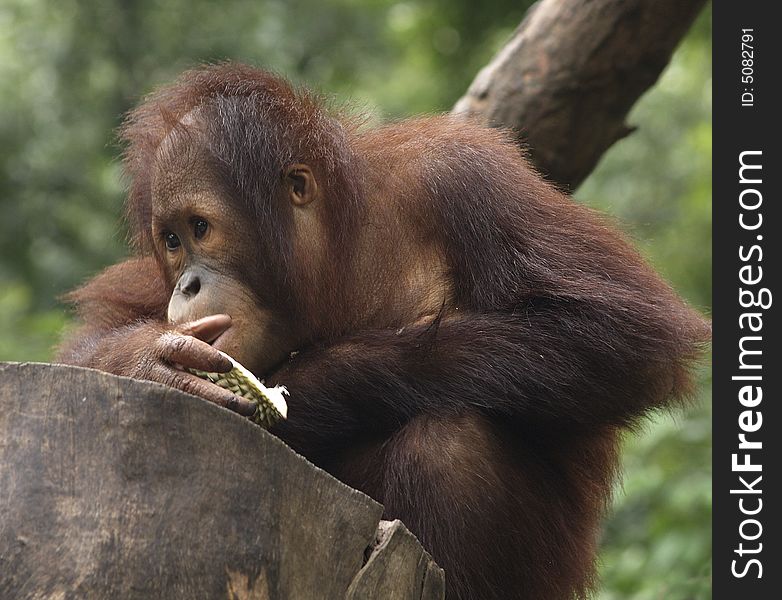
<box><xmin>0</xmin><ymin>1</ymin><xmax>712</xmax><ymax>597</ymax></box>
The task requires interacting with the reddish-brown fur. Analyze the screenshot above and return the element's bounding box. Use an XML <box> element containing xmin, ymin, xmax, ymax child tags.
<box><xmin>59</xmin><ymin>63</ymin><xmax>710</xmax><ymax>600</ymax></box>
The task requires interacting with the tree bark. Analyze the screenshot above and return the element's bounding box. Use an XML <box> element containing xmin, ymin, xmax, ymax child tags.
<box><xmin>452</xmin><ymin>0</ymin><xmax>708</xmax><ymax>190</ymax></box>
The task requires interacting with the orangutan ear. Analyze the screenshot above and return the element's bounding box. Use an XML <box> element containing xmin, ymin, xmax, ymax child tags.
<box><xmin>285</xmin><ymin>164</ymin><xmax>318</xmax><ymax>206</ymax></box>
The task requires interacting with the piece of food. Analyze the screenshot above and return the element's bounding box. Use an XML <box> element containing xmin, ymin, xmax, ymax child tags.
<box><xmin>189</xmin><ymin>351</ymin><xmax>288</xmax><ymax>428</ymax></box>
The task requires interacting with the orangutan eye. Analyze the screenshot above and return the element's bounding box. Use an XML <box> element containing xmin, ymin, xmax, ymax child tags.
<box><xmin>194</xmin><ymin>218</ymin><xmax>209</xmax><ymax>240</ymax></box>
<box><xmin>164</xmin><ymin>232</ymin><xmax>181</xmax><ymax>250</ymax></box>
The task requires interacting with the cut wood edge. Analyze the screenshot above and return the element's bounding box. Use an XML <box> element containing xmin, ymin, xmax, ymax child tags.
<box><xmin>347</xmin><ymin>519</ymin><xmax>445</xmax><ymax>600</ymax></box>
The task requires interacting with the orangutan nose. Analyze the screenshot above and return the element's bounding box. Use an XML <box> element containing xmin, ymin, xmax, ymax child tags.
<box><xmin>177</xmin><ymin>270</ymin><xmax>201</xmax><ymax>297</ymax></box>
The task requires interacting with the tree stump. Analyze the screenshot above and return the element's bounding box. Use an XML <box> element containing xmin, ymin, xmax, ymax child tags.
<box><xmin>0</xmin><ymin>362</ymin><xmax>444</xmax><ymax>600</ymax></box>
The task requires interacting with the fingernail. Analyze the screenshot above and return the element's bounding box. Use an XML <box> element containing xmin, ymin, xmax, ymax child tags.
<box><xmin>229</xmin><ymin>398</ymin><xmax>247</xmax><ymax>415</ymax></box>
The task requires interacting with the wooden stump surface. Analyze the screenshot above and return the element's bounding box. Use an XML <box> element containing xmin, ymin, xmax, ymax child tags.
<box><xmin>0</xmin><ymin>362</ymin><xmax>444</xmax><ymax>599</ymax></box>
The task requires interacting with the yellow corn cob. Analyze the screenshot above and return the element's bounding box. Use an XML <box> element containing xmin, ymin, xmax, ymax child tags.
<box><xmin>189</xmin><ymin>350</ymin><xmax>288</xmax><ymax>428</ymax></box>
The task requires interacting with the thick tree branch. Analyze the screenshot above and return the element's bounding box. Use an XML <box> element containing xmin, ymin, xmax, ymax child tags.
<box><xmin>452</xmin><ymin>0</ymin><xmax>708</xmax><ymax>190</ymax></box>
